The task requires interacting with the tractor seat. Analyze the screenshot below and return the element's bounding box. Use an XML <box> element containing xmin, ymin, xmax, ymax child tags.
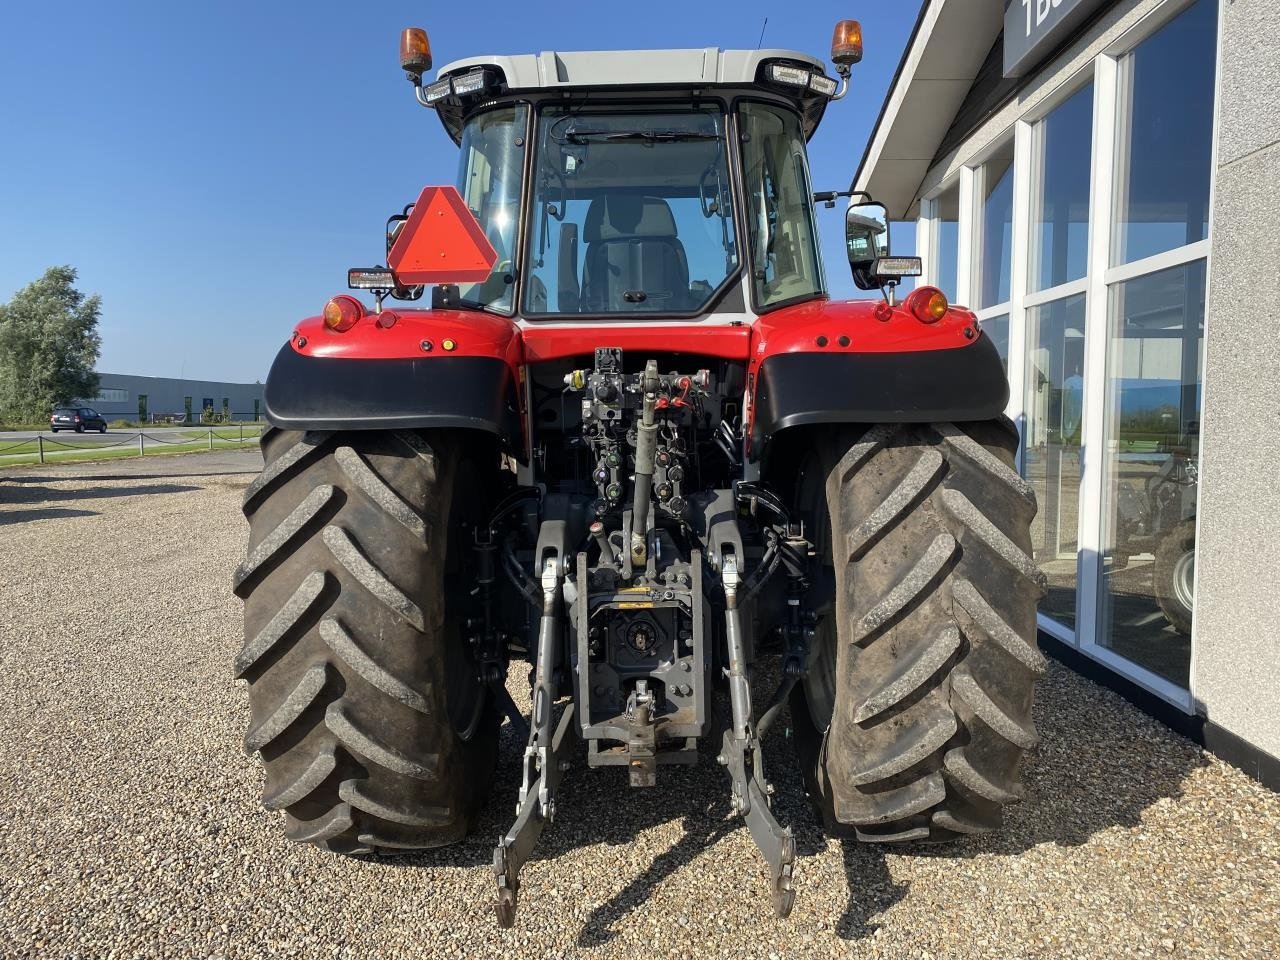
<box><xmin>581</xmin><ymin>195</ymin><xmax>690</xmax><ymax>312</ymax></box>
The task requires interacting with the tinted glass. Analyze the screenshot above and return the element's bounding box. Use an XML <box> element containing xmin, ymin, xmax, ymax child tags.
<box><xmin>978</xmin><ymin>149</ymin><xmax>1013</xmax><ymax>308</ymax></box>
<box><xmin>525</xmin><ymin>106</ymin><xmax>737</xmax><ymax>315</ymax></box>
<box><xmin>1098</xmin><ymin>260</ymin><xmax>1205</xmax><ymax>688</ymax></box>
<box><xmin>1113</xmin><ymin>0</ymin><xmax>1217</xmax><ymax>265</ymax></box>
<box><xmin>740</xmin><ymin>102</ymin><xmax>824</xmax><ymax>308</ymax></box>
<box><xmin>1031</xmin><ymin>83</ymin><xmax>1093</xmax><ymax>292</ymax></box>
<box><xmin>1024</xmin><ymin>294</ymin><xmax>1086</xmax><ymax>630</ymax></box>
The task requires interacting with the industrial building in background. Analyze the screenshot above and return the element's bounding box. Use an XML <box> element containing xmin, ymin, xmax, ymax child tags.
<box><xmin>78</xmin><ymin>372</ymin><xmax>265</xmax><ymax>422</ymax></box>
<box><xmin>855</xmin><ymin>0</ymin><xmax>1277</xmax><ymax>784</ymax></box>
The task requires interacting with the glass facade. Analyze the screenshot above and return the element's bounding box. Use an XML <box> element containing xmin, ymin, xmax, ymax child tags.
<box><xmin>1099</xmin><ymin>261</ymin><xmax>1205</xmax><ymax>686</ymax></box>
<box><xmin>1031</xmin><ymin>83</ymin><xmax>1093</xmax><ymax>293</ymax></box>
<box><xmin>1024</xmin><ymin>295</ymin><xmax>1085</xmax><ymax>630</ymax></box>
<box><xmin>932</xmin><ymin>184</ymin><xmax>959</xmax><ymax>301</ymax></box>
<box><xmin>1112</xmin><ymin>0</ymin><xmax>1217</xmax><ymax>266</ymax></box>
<box><xmin>978</xmin><ymin>146</ymin><xmax>1014</xmax><ymax>308</ymax></box>
<box><xmin>915</xmin><ymin>0</ymin><xmax>1218</xmax><ymax>701</ymax></box>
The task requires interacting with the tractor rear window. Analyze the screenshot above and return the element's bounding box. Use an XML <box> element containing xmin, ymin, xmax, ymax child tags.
<box><xmin>523</xmin><ymin>106</ymin><xmax>738</xmax><ymax>316</ymax></box>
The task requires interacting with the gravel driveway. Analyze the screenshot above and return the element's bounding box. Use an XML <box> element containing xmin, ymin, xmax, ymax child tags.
<box><xmin>1</xmin><ymin>467</ymin><xmax>1277</xmax><ymax>959</ymax></box>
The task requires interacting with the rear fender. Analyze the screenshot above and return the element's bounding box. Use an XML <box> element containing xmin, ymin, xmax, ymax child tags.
<box><xmin>263</xmin><ymin>307</ymin><xmax>526</xmax><ymax>460</ymax></box>
<box><xmin>746</xmin><ymin>298</ymin><xmax>1009</xmax><ymax>460</ymax></box>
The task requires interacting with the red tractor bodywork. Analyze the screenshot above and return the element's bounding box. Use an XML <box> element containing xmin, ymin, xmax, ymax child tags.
<box><xmin>285</xmin><ymin>289</ymin><xmax>989</xmax><ymax>462</ymax></box>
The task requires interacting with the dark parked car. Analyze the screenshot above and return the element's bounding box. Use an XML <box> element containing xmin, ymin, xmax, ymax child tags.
<box><xmin>50</xmin><ymin>407</ymin><xmax>108</xmax><ymax>433</ymax></box>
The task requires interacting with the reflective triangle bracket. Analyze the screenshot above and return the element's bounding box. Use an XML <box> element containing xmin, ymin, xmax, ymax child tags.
<box><xmin>387</xmin><ymin>185</ymin><xmax>499</xmax><ymax>285</ymax></box>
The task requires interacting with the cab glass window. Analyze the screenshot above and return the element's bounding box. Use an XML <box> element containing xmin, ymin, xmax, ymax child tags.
<box><xmin>524</xmin><ymin>106</ymin><xmax>737</xmax><ymax>316</ymax></box>
<box><xmin>454</xmin><ymin>105</ymin><xmax>528</xmax><ymax>314</ymax></box>
<box><xmin>739</xmin><ymin>102</ymin><xmax>825</xmax><ymax>309</ymax></box>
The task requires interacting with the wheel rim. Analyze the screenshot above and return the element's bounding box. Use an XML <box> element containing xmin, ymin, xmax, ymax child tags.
<box><xmin>1172</xmin><ymin>548</ymin><xmax>1196</xmax><ymax>613</ymax></box>
<box><xmin>805</xmin><ymin>615</ymin><xmax>838</xmax><ymax>730</ymax></box>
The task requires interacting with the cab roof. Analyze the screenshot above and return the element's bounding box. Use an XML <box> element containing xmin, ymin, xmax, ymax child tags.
<box><xmin>435</xmin><ymin>47</ymin><xmax>827</xmax><ymax>91</ymax></box>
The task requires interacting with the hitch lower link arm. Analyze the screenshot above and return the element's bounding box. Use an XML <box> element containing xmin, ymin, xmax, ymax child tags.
<box><xmin>718</xmin><ymin>555</ymin><xmax>798</xmax><ymax>919</ymax></box>
<box><xmin>493</xmin><ymin>557</ymin><xmax>575</xmax><ymax>928</ymax></box>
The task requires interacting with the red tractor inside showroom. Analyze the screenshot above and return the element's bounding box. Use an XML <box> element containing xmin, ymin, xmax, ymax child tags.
<box><xmin>234</xmin><ymin>21</ymin><xmax>1045</xmax><ymax>926</ymax></box>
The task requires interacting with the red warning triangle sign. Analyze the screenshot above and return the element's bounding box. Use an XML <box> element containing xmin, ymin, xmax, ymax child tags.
<box><xmin>387</xmin><ymin>185</ymin><xmax>499</xmax><ymax>285</ymax></box>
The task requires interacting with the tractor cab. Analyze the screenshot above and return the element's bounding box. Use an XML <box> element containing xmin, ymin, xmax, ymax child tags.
<box><xmin>399</xmin><ymin>36</ymin><xmax>864</xmax><ymax>322</ymax></box>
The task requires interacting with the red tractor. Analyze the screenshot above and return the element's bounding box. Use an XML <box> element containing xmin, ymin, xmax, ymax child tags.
<box><xmin>234</xmin><ymin>21</ymin><xmax>1045</xmax><ymax>926</ymax></box>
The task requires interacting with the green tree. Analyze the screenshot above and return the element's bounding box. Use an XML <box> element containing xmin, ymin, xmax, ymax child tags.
<box><xmin>0</xmin><ymin>266</ymin><xmax>102</xmax><ymax>422</ymax></box>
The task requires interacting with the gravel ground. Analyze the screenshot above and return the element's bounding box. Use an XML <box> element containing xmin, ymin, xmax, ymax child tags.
<box><xmin>1</xmin><ymin>466</ymin><xmax>1277</xmax><ymax>959</ymax></box>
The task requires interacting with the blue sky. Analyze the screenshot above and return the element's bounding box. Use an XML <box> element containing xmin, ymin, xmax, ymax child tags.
<box><xmin>0</xmin><ymin>1</ymin><xmax>920</xmax><ymax>383</ymax></box>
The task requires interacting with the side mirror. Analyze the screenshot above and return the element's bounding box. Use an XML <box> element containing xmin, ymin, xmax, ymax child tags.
<box><xmin>846</xmin><ymin>202</ymin><xmax>890</xmax><ymax>290</ymax></box>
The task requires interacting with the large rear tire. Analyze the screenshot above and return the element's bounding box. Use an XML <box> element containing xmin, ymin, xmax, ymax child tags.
<box><xmin>1153</xmin><ymin>520</ymin><xmax>1195</xmax><ymax>635</ymax></box>
<box><xmin>234</xmin><ymin>427</ymin><xmax>499</xmax><ymax>853</ymax></box>
<box><xmin>791</xmin><ymin>419</ymin><xmax>1046</xmax><ymax>842</ymax></box>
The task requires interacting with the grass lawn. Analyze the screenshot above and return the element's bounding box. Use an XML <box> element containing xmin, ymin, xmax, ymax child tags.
<box><xmin>0</xmin><ymin>430</ymin><xmax>263</xmax><ymax>468</ymax></box>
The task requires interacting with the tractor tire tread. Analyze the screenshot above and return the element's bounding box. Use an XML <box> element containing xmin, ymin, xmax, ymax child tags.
<box><xmin>806</xmin><ymin>419</ymin><xmax>1042</xmax><ymax>842</ymax></box>
<box><xmin>237</xmin><ymin>428</ymin><xmax>497</xmax><ymax>853</ymax></box>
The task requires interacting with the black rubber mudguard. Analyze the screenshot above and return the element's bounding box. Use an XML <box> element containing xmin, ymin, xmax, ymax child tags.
<box><xmin>750</xmin><ymin>333</ymin><xmax>1009</xmax><ymax>458</ymax></box>
<box><xmin>262</xmin><ymin>344</ymin><xmax>524</xmax><ymax>458</ymax></box>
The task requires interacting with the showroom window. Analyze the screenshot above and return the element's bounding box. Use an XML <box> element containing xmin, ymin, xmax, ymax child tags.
<box><xmin>977</xmin><ymin>143</ymin><xmax>1014</xmax><ymax>309</ymax></box>
<box><xmin>972</xmin><ymin>140</ymin><xmax>1015</xmax><ymax>372</ymax></box>
<box><xmin>1092</xmin><ymin>0</ymin><xmax>1217</xmax><ymax>692</ymax></box>
<box><xmin>1111</xmin><ymin>0</ymin><xmax>1217</xmax><ymax>266</ymax></box>
<box><xmin>1030</xmin><ymin>82</ymin><xmax>1093</xmax><ymax>293</ymax></box>
<box><xmin>1098</xmin><ymin>260</ymin><xmax>1205</xmax><ymax>687</ymax></box>
<box><xmin>930</xmin><ymin>183</ymin><xmax>960</xmax><ymax>302</ymax></box>
<box><xmin>1024</xmin><ymin>294</ymin><xmax>1085</xmax><ymax>630</ymax></box>
<box><xmin>928</xmin><ymin>0</ymin><xmax>1220</xmax><ymax>703</ymax></box>
<box><xmin>1017</xmin><ymin>79</ymin><xmax>1097</xmax><ymax>639</ymax></box>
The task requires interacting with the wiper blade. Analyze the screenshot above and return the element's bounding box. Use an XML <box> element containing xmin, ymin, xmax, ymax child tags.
<box><xmin>560</xmin><ymin>128</ymin><xmax>721</xmax><ymax>144</ymax></box>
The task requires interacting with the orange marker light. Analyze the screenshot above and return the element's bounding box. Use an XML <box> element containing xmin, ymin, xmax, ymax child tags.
<box><xmin>442</xmin><ymin>338</ymin><xmax>457</xmax><ymax>351</ymax></box>
<box><xmin>323</xmin><ymin>295</ymin><xmax>364</xmax><ymax>332</ymax></box>
<box><xmin>400</xmin><ymin>27</ymin><xmax>432</xmax><ymax>77</ymax></box>
<box><xmin>906</xmin><ymin>287</ymin><xmax>950</xmax><ymax>324</ymax></box>
<box><xmin>831</xmin><ymin>20</ymin><xmax>864</xmax><ymax>67</ymax></box>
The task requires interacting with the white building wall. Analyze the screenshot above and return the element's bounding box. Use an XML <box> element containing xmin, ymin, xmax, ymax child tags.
<box><xmin>1190</xmin><ymin>0</ymin><xmax>1280</xmax><ymax>759</ymax></box>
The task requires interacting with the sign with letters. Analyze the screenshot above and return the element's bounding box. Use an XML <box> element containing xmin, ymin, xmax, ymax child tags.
<box><xmin>1004</xmin><ymin>0</ymin><xmax>1111</xmax><ymax>77</ymax></box>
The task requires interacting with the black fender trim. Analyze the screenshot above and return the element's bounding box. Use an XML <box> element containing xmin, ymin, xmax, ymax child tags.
<box><xmin>750</xmin><ymin>334</ymin><xmax>1009</xmax><ymax>459</ymax></box>
<box><xmin>263</xmin><ymin>345</ymin><xmax>524</xmax><ymax>458</ymax></box>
